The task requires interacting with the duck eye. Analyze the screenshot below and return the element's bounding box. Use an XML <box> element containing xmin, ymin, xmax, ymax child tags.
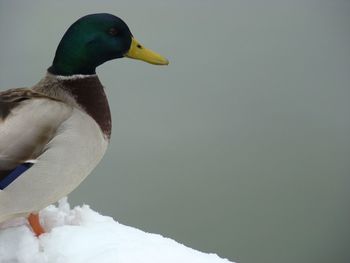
<box><xmin>108</xmin><ymin>28</ymin><xmax>119</xmax><ymax>36</ymax></box>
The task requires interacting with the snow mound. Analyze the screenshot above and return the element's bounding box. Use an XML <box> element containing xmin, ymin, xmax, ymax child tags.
<box><xmin>0</xmin><ymin>198</ymin><xmax>233</xmax><ymax>263</ymax></box>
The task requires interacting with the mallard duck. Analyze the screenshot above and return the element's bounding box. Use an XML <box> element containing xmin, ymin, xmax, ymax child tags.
<box><xmin>0</xmin><ymin>13</ymin><xmax>168</xmax><ymax>236</ymax></box>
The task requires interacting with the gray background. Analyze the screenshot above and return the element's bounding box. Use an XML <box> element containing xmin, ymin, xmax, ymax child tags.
<box><xmin>0</xmin><ymin>1</ymin><xmax>349</xmax><ymax>262</ymax></box>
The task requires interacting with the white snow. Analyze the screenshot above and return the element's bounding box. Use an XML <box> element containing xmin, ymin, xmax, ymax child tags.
<box><xmin>0</xmin><ymin>198</ymin><xmax>233</xmax><ymax>263</ymax></box>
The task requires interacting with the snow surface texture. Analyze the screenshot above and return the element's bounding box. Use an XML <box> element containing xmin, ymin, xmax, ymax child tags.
<box><xmin>0</xmin><ymin>198</ymin><xmax>233</xmax><ymax>263</ymax></box>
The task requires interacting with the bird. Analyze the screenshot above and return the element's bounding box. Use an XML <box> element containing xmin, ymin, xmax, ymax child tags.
<box><xmin>0</xmin><ymin>13</ymin><xmax>168</xmax><ymax>236</ymax></box>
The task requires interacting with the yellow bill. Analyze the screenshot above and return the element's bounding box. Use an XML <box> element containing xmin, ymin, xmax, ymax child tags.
<box><xmin>125</xmin><ymin>38</ymin><xmax>169</xmax><ymax>65</ymax></box>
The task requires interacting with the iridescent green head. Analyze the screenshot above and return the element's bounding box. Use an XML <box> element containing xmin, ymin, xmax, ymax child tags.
<box><xmin>48</xmin><ymin>13</ymin><xmax>168</xmax><ymax>76</ymax></box>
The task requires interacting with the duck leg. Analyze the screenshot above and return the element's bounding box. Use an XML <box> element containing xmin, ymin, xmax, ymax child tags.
<box><xmin>28</xmin><ymin>213</ymin><xmax>45</xmax><ymax>236</ymax></box>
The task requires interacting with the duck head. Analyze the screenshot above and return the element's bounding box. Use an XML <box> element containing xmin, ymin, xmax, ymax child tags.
<box><xmin>48</xmin><ymin>13</ymin><xmax>169</xmax><ymax>76</ymax></box>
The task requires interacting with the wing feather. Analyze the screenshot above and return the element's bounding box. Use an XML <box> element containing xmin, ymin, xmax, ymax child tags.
<box><xmin>0</xmin><ymin>88</ymin><xmax>72</xmax><ymax>177</ymax></box>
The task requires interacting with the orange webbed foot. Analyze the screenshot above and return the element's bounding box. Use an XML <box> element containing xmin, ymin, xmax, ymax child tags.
<box><xmin>28</xmin><ymin>213</ymin><xmax>45</xmax><ymax>236</ymax></box>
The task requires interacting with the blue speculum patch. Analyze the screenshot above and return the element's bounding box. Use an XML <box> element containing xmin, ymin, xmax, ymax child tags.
<box><xmin>0</xmin><ymin>163</ymin><xmax>33</xmax><ymax>190</ymax></box>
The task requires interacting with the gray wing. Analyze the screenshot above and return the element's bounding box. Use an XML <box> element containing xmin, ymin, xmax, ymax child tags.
<box><xmin>0</xmin><ymin>88</ymin><xmax>72</xmax><ymax>179</ymax></box>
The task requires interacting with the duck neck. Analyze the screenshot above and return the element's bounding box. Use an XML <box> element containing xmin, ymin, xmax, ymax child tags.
<box><xmin>47</xmin><ymin>35</ymin><xmax>99</xmax><ymax>76</ymax></box>
<box><xmin>48</xmin><ymin>58</ymin><xmax>97</xmax><ymax>76</ymax></box>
